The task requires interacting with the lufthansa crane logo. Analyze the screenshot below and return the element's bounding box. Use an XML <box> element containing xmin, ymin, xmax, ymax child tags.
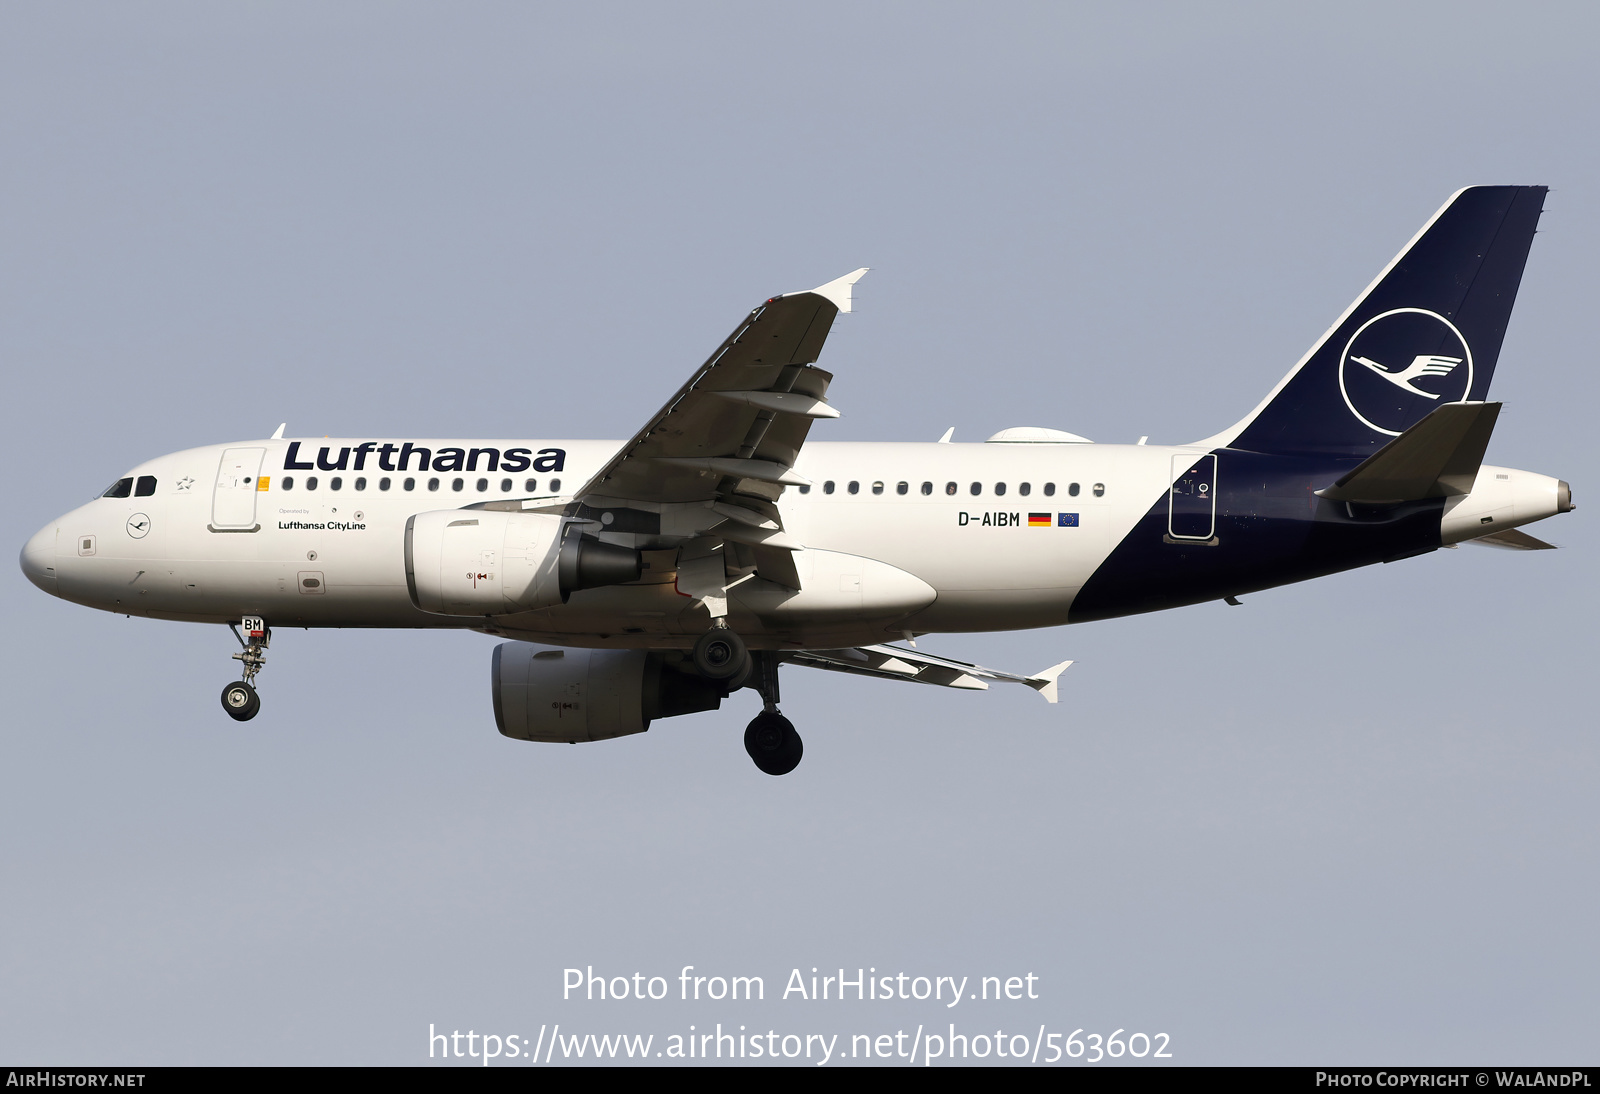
<box><xmin>1339</xmin><ymin>308</ymin><xmax>1474</xmax><ymax>436</ymax></box>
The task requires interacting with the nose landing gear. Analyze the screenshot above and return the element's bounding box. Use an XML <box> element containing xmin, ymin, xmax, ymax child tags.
<box><xmin>742</xmin><ymin>650</ymin><xmax>802</xmax><ymax>776</ymax></box>
<box><xmin>222</xmin><ymin>616</ymin><xmax>269</xmax><ymax>722</ymax></box>
<box><xmin>221</xmin><ymin>680</ymin><xmax>260</xmax><ymax>721</ymax></box>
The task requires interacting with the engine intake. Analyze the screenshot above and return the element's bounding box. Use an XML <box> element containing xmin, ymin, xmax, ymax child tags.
<box><xmin>491</xmin><ymin>644</ymin><xmax>724</xmax><ymax>743</ymax></box>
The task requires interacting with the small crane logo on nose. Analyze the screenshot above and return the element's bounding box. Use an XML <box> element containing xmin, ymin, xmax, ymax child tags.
<box><xmin>126</xmin><ymin>514</ymin><xmax>151</xmax><ymax>539</ymax></box>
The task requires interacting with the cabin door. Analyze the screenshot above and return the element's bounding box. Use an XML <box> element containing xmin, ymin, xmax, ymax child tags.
<box><xmin>1168</xmin><ymin>454</ymin><xmax>1217</xmax><ymax>541</ymax></box>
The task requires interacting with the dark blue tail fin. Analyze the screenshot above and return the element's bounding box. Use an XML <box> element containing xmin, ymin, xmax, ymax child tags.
<box><xmin>1220</xmin><ymin>186</ymin><xmax>1547</xmax><ymax>457</ymax></box>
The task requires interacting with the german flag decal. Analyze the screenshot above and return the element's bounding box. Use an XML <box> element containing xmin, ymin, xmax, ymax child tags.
<box><xmin>1028</xmin><ymin>513</ymin><xmax>1051</xmax><ymax>527</ymax></box>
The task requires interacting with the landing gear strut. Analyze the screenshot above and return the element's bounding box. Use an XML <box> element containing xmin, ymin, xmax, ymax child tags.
<box><xmin>743</xmin><ymin>650</ymin><xmax>802</xmax><ymax>776</ymax></box>
<box><xmin>222</xmin><ymin>617</ymin><xmax>269</xmax><ymax>722</ymax></box>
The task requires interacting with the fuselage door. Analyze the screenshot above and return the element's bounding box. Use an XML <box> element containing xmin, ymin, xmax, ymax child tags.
<box><xmin>1168</xmin><ymin>454</ymin><xmax>1217</xmax><ymax>541</ymax></box>
<box><xmin>212</xmin><ymin>447</ymin><xmax>266</xmax><ymax>530</ymax></box>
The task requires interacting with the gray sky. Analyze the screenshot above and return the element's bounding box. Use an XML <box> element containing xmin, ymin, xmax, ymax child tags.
<box><xmin>2</xmin><ymin>2</ymin><xmax>1595</xmax><ymax>1065</ymax></box>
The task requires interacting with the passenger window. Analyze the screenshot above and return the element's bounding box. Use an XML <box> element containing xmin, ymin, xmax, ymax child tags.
<box><xmin>379</xmin><ymin>478</ymin><xmax>391</xmax><ymax>491</ymax></box>
<box><xmin>500</xmin><ymin>478</ymin><xmax>512</xmax><ymax>492</ymax></box>
<box><xmin>969</xmin><ymin>482</ymin><xmax>981</xmax><ymax>496</ymax></box>
<box><xmin>476</xmin><ymin>478</ymin><xmax>488</xmax><ymax>492</ymax></box>
<box><xmin>427</xmin><ymin>478</ymin><xmax>439</xmax><ymax>492</ymax></box>
<box><xmin>404</xmin><ymin>478</ymin><xmax>416</xmax><ymax>491</ymax></box>
<box><xmin>306</xmin><ymin>476</ymin><xmax>318</xmax><ymax>491</ymax></box>
<box><xmin>1093</xmin><ymin>483</ymin><xmax>1105</xmax><ymax>497</ymax></box>
<box><xmin>549</xmin><ymin>479</ymin><xmax>561</xmax><ymax>492</ymax></box>
<box><xmin>824</xmin><ymin>481</ymin><xmax>835</xmax><ymax>494</ymax></box>
<box><xmin>102</xmin><ymin>478</ymin><xmax>133</xmax><ymax>498</ymax></box>
<box><xmin>451</xmin><ymin>478</ymin><xmax>464</xmax><ymax>492</ymax></box>
<box><xmin>945</xmin><ymin>482</ymin><xmax>957</xmax><ymax>496</ymax></box>
<box><xmin>797</xmin><ymin>484</ymin><xmax>810</xmax><ymax>494</ymax></box>
<box><xmin>354</xmin><ymin>477</ymin><xmax>367</xmax><ymax>491</ymax></box>
<box><xmin>135</xmin><ymin>475</ymin><xmax>157</xmax><ymax>497</ymax></box>
<box><xmin>282</xmin><ymin>476</ymin><xmax>294</xmax><ymax>491</ymax></box>
<box><xmin>994</xmin><ymin>482</ymin><xmax>1007</xmax><ymax>496</ymax></box>
<box><xmin>1019</xmin><ymin>482</ymin><xmax>1031</xmax><ymax>496</ymax></box>
<box><xmin>1044</xmin><ymin>483</ymin><xmax>1056</xmax><ymax>496</ymax></box>
<box><xmin>330</xmin><ymin>476</ymin><xmax>342</xmax><ymax>491</ymax></box>
<box><xmin>848</xmin><ymin>481</ymin><xmax>860</xmax><ymax>495</ymax></box>
<box><xmin>921</xmin><ymin>482</ymin><xmax>933</xmax><ymax>495</ymax></box>
<box><xmin>525</xmin><ymin>478</ymin><xmax>538</xmax><ymax>492</ymax></box>
<box><xmin>896</xmin><ymin>482</ymin><xmax>908</xmax><ymax>495</ymax></box>
<box><xmin>1069</xmin><ymin>482</ymin><xmax>1080</xmax><ymax>496</ymax></box>
<box><xmin>872</xmin><ymin>481</ymin><xmax>884</xmax><ymax>495</ymax></box>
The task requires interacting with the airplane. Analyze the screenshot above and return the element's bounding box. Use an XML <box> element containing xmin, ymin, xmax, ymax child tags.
<box><xmin>19</xmin><ymin>186</ymin><xmax>1574</xmax><ymax>776</ymax></box>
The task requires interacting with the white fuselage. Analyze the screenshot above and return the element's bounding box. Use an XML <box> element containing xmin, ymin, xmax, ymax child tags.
<box><xmin>22</xmin><ymin>436</ymin><xmax>1565</xmax><ymax>651</ymax></box>
<box><xmin>24</xmin><ymin>437</ymin><xmax>1182</xmax><ymax>646</ymax></box>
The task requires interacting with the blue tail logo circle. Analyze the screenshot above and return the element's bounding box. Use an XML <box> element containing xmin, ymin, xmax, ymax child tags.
<box><xmin>1339</xmin><ymin>308</ymin><xmax>1474</xmax><ymax>436</ymax></box>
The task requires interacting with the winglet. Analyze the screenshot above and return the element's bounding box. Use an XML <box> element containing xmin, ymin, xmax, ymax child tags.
<box><xmin>792</xmin><ymin>268</ymin><xmax>869</xmax><ymax>313</ymax></box>
<box><xmin>271</xmin><ymin>423</ymin><xmax>286</xmax><ymax>440</ymax></box>
<box><xmin>1025</xmin><ymin>659</ymin><xmax>1075</xmax><ymax>704</ymax></box>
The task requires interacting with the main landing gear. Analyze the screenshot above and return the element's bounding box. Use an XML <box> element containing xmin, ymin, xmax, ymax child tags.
<box><xmin>742</xmin><ymin>646</ymin><xmax>802</xmax><ymax>777</ymax></box>
<box><xmin>692</xmin><ymin>626</ymin><xmax>802</xmax><ymax>774</ymax></box>
<box><xmin>745</xmin><ymin>709</ymin><xmax>801</xmax><ymax>776</ymax></box>
<box><xmin>222</xmin><ymin>616</ymin><xmax>269</xmax><ymax>722</ymax></box>
<box><xmin>692</xmin><ymin>624</ymin><xmax>750</xmax><ymax>687</ymax></box>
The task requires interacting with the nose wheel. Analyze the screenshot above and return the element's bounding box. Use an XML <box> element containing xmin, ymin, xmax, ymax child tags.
<box><xmin>222</xmin><ymin>617</ymin><xmax>270</xmax><ymax>722</ymax></box>
<box><xmin>221</xmin><ymin>680</ymin><xmax>260</xmax><ymax>721</ymax></box>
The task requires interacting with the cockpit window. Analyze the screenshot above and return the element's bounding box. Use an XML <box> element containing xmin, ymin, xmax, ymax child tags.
<box><xmin>102</xmin><ymin>478</ymin><xmax>133</xmax><ymax>498</ymax></box>
<box><xmin>135</xmin><ymin>476</ymin><xmax>157</xmax><ymax>497</ymax></box>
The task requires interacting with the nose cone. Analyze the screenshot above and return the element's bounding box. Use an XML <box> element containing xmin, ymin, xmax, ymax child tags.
<box><xmin>20</xmin><ymin>523</ymin><xmax>60</xmax><ymax>595</ymax></box>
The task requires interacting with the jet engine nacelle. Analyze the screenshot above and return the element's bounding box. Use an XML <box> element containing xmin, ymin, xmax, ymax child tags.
<box><xmin>491</xmin><ymin>643</ymin><xmax>724</xmax><ymax>743</ymax></box>
<box><xmin>405</xmin><ymin>510</ymin><xmax>642</xmax><ymax>616</ymax></box>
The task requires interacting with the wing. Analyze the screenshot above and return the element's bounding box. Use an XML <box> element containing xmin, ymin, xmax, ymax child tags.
<box><xmin>788</xmin><ymin>644</ymin><xmax>1074</xmax><ymax>703</ymax></box>
<box><xmin>568</xmin><ymin>269</ymin><xmax>866</xmax><ymax>590</ymax></box>
<box><xmin>576</xmin><ymin>269</ymin><xmax>866</xmax><ymax>505</ymax></box>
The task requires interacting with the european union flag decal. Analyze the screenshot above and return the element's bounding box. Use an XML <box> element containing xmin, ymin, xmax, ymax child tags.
<box><xmin>1058</xmin><ymin>513</ymin><xmax>1079</xmax><ymax>527</ymax></box>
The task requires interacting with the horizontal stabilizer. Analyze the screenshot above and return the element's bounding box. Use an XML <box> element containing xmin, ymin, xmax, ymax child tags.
<box><xmin>1468</xmin><ymin>527</ymin><xmax>1557</xmax><ymax>550</ymax></box>
<box><xmin>1318</xmin><ymin>402</ymin><xmax>1500</xmax><ymax>504</ymax></box>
